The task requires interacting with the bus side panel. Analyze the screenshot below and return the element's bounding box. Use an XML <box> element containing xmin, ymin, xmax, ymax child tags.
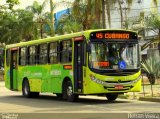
<box><xmin>41</xmin><ymin>65</ymin><xmax>50</xmax><ymax>92</ymax></box>
<box><xmin>13</xmin><ymin>69</ymin><xmax>17</xmax><ymax>89</ymax></box>
<box><xmin>18</xmin><ymin>66</ymin><xmax>42</xmax><ymax>92</ymax></box>
<box><xmin>4</xmin><ymin>49</ymin><xmax>11</xmax><ymax>90</ymax></box>
<box><xmin>49</xmin><ymin>64</ymin><xmax>62</xmax><ymax>93</ymax></box>
<box><xmin>17</xmin><ymin>66</ymin><xmax>25</xmax><ymax>91</ymax></box>
<box><xmin>49</xmin><ymin>64</ymin><xmax>73</xmax><ymax>94</ymax></box>
<box><xmin>17</xmin><ymin>66</ymin><xmax>23</xmax><ymax>91</ymax></box>
<box><xmin>28</xmin><ymin>66</ymin><xmax>43</xmax><ymax>92</ymax></box>
<box><xmin>5</xmin><ymin>67</ymin><xmax>11</xmax><ymax>89</ymax></box>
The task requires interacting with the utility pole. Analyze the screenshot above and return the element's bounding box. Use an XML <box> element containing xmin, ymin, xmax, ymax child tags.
<box><xmin>50</xmin><ymin>0</ymin><xmax>55</xmax><ymax>36</ymax></box>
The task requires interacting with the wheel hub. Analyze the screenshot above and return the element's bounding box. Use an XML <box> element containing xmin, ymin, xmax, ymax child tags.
<box><xmin>67</xmin><ymin>86</ymin><xmax>73</xmax><ymax>96</ymax></box>
<box><xmin>24</xmin><ymin>84</ymin><xmax>28</xmax><ymax>95</ymax></box>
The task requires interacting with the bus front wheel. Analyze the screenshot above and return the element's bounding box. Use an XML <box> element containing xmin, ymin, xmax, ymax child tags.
<box><xmin>22</xmin><ymin>79</ymin><xmax>39</xmax><ymax>98</ymax></box>
<box><xmin>63</xmin><ymin>80</ymin><xmax>78</xmax><ymax>102</ymax></box>
<box><xmin>22</xmin><ymin>79</ymin><xmax>32</xmax><ymax>98</ymax></box>
<box><xmin>106</xmin><ymin>93</ymin><xmax>118</xmax><ymax>101</ymax></box>
<box><xmin>56</xmin><ymin>94</ymin><xmax>63</xmax><ymax>98</ymax></box>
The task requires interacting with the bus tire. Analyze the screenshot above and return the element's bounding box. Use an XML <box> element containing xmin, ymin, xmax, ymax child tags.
<box><xmin>56</xmin><ymin>94</ymin><xmax>63</xmax><ymax>98</ymax></box>
<box><xmin>64</xmin><ymin>80</ymin><xmax>78</xmax><ymax>102</ymax></box>
<box><xmin>32</xmin><ymin>92</ymin><xmax>40</xmax><ymax>98</ymax></box>
<box><xmin>22</xmin><ymin>79</ymin><xmax>33</xmax><ymax>98</ymax></box>
<box><xmin>106</xmin><ymin>93</ymin><xmax>118</xmax><ymax>101</ymax></box>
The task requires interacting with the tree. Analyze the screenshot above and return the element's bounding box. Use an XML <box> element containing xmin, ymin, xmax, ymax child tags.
<box><xmin>145</xmin><ymin>14</ymin><xmax>160</xmax><ymax>46</ymax></box>
<box><xmin>26</xmin><ymin>1</ymin><xmax>50</xmax><ymax>39</ymax></box>
<box><xmin>136</xmin><ymin>0</ymin><xmax>159</xmax><ymax>51</ymax></box>
<box><xmin>1</xmin><ymin>0</ymin><xmax>20</xmax><ymax>9</ymax></box>
<box><xmin>0</xmin><ymin>10</ymin><xmax>20</xmax><ymax>44</ymax></box>
<box><xmin>0</xmin><ymin>8</ymin><xmax>37</xmax><ymax>44</ymax></box>
<box><xmin>15</xmin><ymin>9</ymin><xmax>38</xmax><ymax>41</ymax></box>
<box><xmin>56</xmin><ymin>14</ymin><xmax>83</xmax><ymax>34</ymax></box>
<box><xmin>103</xmin><ymin>0</ymin><xmax>133</xmax><ymax>28</ymax></box>
<box><xmin>102</xmin><ymin>0</ymin><xmax>106</xmax><ymax>28</ymax></box>
<box><xmin>49</xmin><ymin>0</ymin><xmax>55</xmax><ymax>36</ymax></box>
<box><xmin>141</xmin><ymin>56</ymin><xmax>160</xmax><ymax>84</ymax></box>
<box><xmin>0</xmin><ymin>0</ymin><xmax>57</xmax><ymax>44</ymax></box>
<box><xmin>138</xmin><ymin>1</ymin><xmax>160</xmax><ymax>84</ymax></box>
<box><xmin>56</xmin><ymin>0</ymin><xmax>102</xmax><ymax>34</ymax></box>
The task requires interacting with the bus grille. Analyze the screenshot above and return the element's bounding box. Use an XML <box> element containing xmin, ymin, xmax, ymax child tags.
<box><xmin>104</xmin><ymin>85</ymin><xmax>133</xmax><ymax>91</ymax></box>
<box><xmin>105</xmin><ymin>80</ymin><xmax>132</xmax><ymax>83</ymax></box>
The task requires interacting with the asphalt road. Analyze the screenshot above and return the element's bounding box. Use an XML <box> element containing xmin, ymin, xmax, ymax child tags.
<box><xmin>0</xmin><ymin>81</ymin><xmax>160</xmax><ymax>119</ymax></box>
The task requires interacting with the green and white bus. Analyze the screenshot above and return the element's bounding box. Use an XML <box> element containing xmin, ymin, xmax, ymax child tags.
<box><xmin>4</xmin><ymin>29</ymin><xmax>141</xmax><ymax>102</ymax></box>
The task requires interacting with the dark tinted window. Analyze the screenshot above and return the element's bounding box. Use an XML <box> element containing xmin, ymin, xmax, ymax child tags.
<box><xmin>19</xmin><ymin>47</ymin><xmax>27</xmax><ymax>66</ymax></box>
<box><xmin>28</xmin><ymin>46</ymin><xmax>36</xmax><ymax>65</ymax></box>
<box><xmin>6</xmin><ymin>50</ymin><xmax>10</xmax><ymax>66</ymax></box>
<box><xmin>49</xmin><ymin>42</ymin><xmax>58</xmax><ymax>63</ymax></box>
<box><xmin>60</xmin><ymin>40</ymin><xmax>72</xmax><ymax>63</ymax></box>
<box><xmin>39</xmin><ymin>44</ymin><xmax>48</xmax><ymax>64</ymax></box>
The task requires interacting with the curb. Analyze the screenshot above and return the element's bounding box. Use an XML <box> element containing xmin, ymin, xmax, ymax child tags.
<box><xmin>139</xmin><ymin>97</ymin><xmax>160</xmax><ymax>102</ymax></box>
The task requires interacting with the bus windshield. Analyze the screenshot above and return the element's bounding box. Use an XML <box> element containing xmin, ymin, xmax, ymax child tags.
<box><xmin>89</xmin><ymin>42</ymin><xmax>139</xmax><ymax>70</ymax></box>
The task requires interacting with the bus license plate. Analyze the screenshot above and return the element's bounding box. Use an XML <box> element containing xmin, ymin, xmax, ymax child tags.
<box><xmin>115</xmin><ymin>85</ymin><xmax>123</xmax><ymax>90</ymax></box>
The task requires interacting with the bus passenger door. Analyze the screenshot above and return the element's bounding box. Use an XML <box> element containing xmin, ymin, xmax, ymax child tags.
<box><xmin>74</xmin><ymin>37</ymin><xmax>84</xmax><ymax>93</ymax></box>
<box><xmin>10</xmin><ymin>49</ymin><xmax>18</xmax><ymax>90</ymax></box>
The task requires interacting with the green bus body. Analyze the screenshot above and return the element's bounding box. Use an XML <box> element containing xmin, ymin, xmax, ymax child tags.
<box><xmin>4</xmin><ymin>29</ymin><xmax>142</xmax><ymax>101</ymax></box>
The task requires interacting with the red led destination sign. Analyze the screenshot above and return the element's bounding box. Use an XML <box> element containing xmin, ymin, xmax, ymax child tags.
<box><xmin>90</xmin><ymin>31</ymin><xmax>138</xmax><ymax>40</ymax></box>
<box><xmin>96</xmin><ymin>33</ymin><xmax>129</xmax><ymax>39</ymax></box>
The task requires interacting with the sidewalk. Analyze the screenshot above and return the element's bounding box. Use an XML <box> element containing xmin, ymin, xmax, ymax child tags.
<box><xmin>0</xmin><ymin>71</ymin><xmax>4</xmax><ymax>81</ymax></box>
<box><xmin>114</xmin><ymin>77</ymin><xmax>160</xmax><ymax>102</ymax></box>
<box><xmin>119</xmin><ymin>93</ymin><xmax>160</xmax><ymax>103</ymax></box>
<box><xmin>139</xmin><ymin>97</ymin><xmax>160</xmax><ymax>102</ymax></box>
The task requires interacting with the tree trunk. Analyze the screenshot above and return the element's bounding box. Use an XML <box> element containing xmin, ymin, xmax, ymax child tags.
<box><xmin>118</xmin><ymin>0</ymin><xmax>123</xmax><ymax>28</ymax></box>
<box><xmin>106</xmin><ymin>0</ymin><xmax>111</xmax><ymax>28</ymax></box>
<box><xmin>147</xmin><ymin>73</ymin><xmax>156</xmax><ymax>85</ymax></box>
<box><xmin>95</xmin><ymin>0</ymin><xmax>101</xmax><ymax>28</ymax></box>
<box><xmin>50</xmin><ymin>0</ymin><xmax>54</xmax><ymax>36</ymax></box>
<box><xmin>40</xmin><ymin>23</ymin><xmax>43</xmax><ymax>39</ymax></box>
<box><xmin>102</xmin><ymin>0</ymin><xmax>106</xmax><ymax>28</ymax></box>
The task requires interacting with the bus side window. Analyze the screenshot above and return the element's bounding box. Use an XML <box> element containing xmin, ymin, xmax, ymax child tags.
<box><xmin>6</xmin><ymin>49</ymin><xmax>10</xmax><ymax>67</ymax></box>
<box><xmin>49</xmin><ymin>42</ymin><xmax>58</xmax><ymax>64</ymax></box>
<box><xmin>0</xmin><ymin>48</ymin><xmax>4</xmax><ymax>69</ymax></box>
<box><xmin>60</xmin><ymin>40</ymin><xmax>72</xmax><ymax>63</ymax></box>
<box><xmin>28</xmin><ymin>46</ymin><xmax>36</xmax><ymax>65</ymax></box>
<box><xmin>19</xmin><ymin>47</ymin><xmax>27</xmax><ymax>66</ymax></box>
<box><xmin>39</xmin><ymin>43</ymin><xmax>48</xmax><ymax>64</ymax></box>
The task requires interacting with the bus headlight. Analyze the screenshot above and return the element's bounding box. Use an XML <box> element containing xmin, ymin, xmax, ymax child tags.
<box><xmin>89</xmin><ymin>74</ymin><xmax>104</xmax><ymax>85</ymax></box>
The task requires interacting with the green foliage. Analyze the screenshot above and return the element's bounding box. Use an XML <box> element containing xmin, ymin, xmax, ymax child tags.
<box><xmin>0</xmin><ymin>10</ymin><xmax>19</xmax><ymax>44</ymax></box>
<box><xmin>26</xmin><ymin>1</ymin><xmax>53</xmax><ymax>38</ymax></box>
<box><xmin>56</xmin><ymin>0</ymin><xmax>102</xmax><ymax>34</ymax></box>
<box><xmin>144</xmin><ymin>14</ymin><xmax>160</xmax><ymax>49</ymax></box>
<box><xmin>141</xmin><ymin>57</ymin><xmax>160</xmax><ymax>79</ymax></box>
<box><xmin>6</xmin><ymin>0</ymin><xmax>19</xmax><ymax>9</ymax></box>
<box><xmin>0</xmin><ymin>0</ymin><xmax>55</xmax><ymax>44</ymax></box>
<box><xmin>145</xmin><ymin>14</ymin><xmax>160</xmax><ymax>30</ymax></box>
<box><xmin>0</xmin><ymin>9</ymin><xmax>37</xmax><ymax>44</ymax></box>
<box><xmin>56</xmin><ymin>14</ymin><xmax>83</xmax><ymax>34</ymax></box>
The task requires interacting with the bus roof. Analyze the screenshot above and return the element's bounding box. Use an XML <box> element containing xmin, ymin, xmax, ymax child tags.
<box><xmin>5</xmin><ymin>29</ymin><xmax>137</xmax><ymax>49</ymax></box>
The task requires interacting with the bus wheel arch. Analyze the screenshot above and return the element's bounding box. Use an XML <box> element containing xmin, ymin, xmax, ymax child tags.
<box><xmin>62</xmin><ymin>77</ymin><xmax>78</xmax><ymax>102</ymax></box>
<box><xmin>22</xmin><ymin>77</ymin><xmax>39</xmax><ymax>98</ymax></box>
